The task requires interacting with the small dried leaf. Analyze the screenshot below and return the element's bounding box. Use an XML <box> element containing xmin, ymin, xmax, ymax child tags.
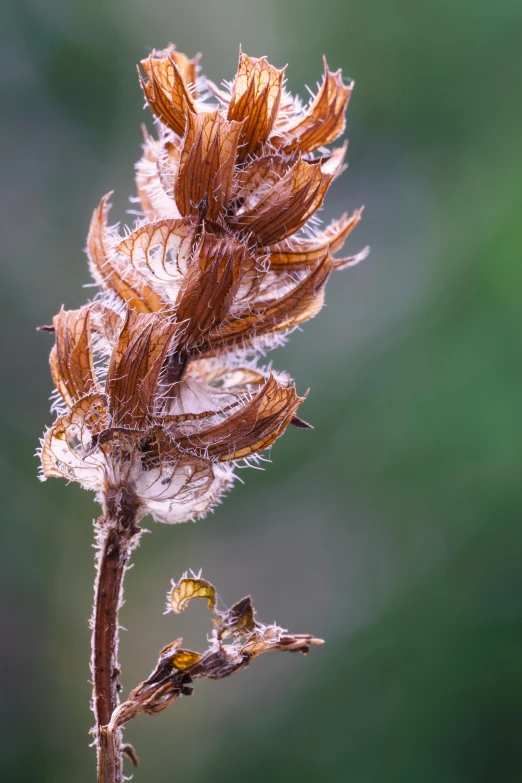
<box><xmin>331</xmin><ymin>244</ymin><xmax>371</xmax><ymax>271</ymax></box>
<box><xmin>170</xmin><ymin>575</ymin><xmax>216</xmax><ymax>613</ymax></box>
<box><xmin>156</xmin><ymin>138</ymin><xmax>182</xmax><ymax>200</ymax></box>
<box><xmin>116</xmin><ymin>217</ymin><xmax>198</xmax><ymax>293</ymax></box>
<box><xmin>230</xmin><ymin>153</ymin><xmax>294</xmax><ymax>213</ymax></box>
<box><xmin>228</xmin><ymin>52</ymin><xmax>285</xmax><ymax>161</ymax></box>
<box><xmin>215</xmin><ymin>596</ymin><xmax>256</xmax><ymax>639</ymax></box>
<box><xmin>186</xmin><ymin>361</ymin><xmax>266</xmax><ymax>392</ymax></box>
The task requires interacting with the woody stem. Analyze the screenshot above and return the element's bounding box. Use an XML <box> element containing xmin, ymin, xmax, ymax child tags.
<box><xmin>91</xmin><ymin>486</ymin><xmax>141</xmax><ymax>783</ymax></box>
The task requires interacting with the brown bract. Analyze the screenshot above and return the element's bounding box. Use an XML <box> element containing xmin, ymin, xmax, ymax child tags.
<box><xmin>227</xmin><ymin>52</ymin><xmax>285</xmax><ymax>161</ymax></box>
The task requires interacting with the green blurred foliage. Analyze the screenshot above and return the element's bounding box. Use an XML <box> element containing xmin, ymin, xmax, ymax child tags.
<box><xmin>1</xmin><ymin>0</ymin><xmax>521</xmax><ymax>781</ymax></box>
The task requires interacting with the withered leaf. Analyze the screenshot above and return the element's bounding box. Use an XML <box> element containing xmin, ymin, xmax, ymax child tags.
<box><xmin>169</xmin><ymin>575</ymin><xmax>216</xmax><ymax>613</ymax></box>
<box><xmin>230</xmin><ymin>153</ymin><xmax>295</xmax><ymax>211</ymax></box>
<box><xmin>135</xmin><ymin>133</ymin><xmax>181</xmax><ymax>221</ymax></box>
<box><xmin>108</xmin><ymin>575</ymin><xmax>323</xmax><ymax>731</ymax></box>
<box><xmin>116</xmin><ymin>217</ymin><xmax>199</xmax><ymax>291</ymax></box>
<box><xmin>186</xmin><ymin>361</ymin><xmax>266</xmax><ymax>392</ymax></box>
<box><xmin>156</xmin><ymin>45</ymin><xmax>200</xmax><ymax>92</ymax></box>
<box><xmin>215</xmin><ymin>595</ymin><xmax>256</xmax><ymax>639</ymax></box>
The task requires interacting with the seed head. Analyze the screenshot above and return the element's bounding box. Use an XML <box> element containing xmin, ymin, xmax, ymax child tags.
<box><xmin>39</xmin><ymin>44</ymin><xmax>367</xmax><ymax>524</ymax></box>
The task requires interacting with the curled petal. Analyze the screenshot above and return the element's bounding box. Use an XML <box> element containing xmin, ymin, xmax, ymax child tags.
<box><xmin>139</xmin><ymin>53</ymin><xmax>197</xmax><ymax>137</ymax></box>
<box><xmin>229</xmin><ymin>157</ymin><xmax>334</xmax><ymax>246</ymax></box>
<box><xmin>266</xmin><ymin>208</ymin><xmax>363</xmax><ymax>268</ymax></box>
<box><xmin>227</xmin><ymin>52</ymin><xmax>285</xmax><ymax>161</ymax></box>
<box><xmin>87</xmin><ymin>195</ymin><xmax>165</xmax><ymax>313</ymax></box>
<box><xmin>50</xmin><ymin>306</ymin><xmax>98</xmax><ymax>406</ymax></box>
<box><xmin>272</xmin><ymin>58</ymin><xmax>353</xmax><ymax>153</ymax></box>
<box><xmin>175</xmin><ymin>110</ymin><xmax>242</xmax><ymax>221</ymax></box>
<box><xmin>176</xmin><ymin>374</ymin><xmax>303</xmax><ymax>461</ymax></box>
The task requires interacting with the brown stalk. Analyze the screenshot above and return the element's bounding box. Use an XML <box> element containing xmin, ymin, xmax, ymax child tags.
<box><xmin>91</xmin><ymin>486</ymin><xmax>141</xmax><ymax>783</ymax></box>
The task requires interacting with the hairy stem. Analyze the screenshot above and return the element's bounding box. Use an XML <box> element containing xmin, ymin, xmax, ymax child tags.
<box><xmin>91</xmin><ymin>486</ymin><xmax>141</xmax><ymax>783</ymax></box>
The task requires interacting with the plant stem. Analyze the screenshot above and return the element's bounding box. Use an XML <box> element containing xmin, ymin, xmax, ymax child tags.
<box><xmin>91</xmin><ymin>486</ymin><xmax>141</xmax><ymax>783</ymax></box>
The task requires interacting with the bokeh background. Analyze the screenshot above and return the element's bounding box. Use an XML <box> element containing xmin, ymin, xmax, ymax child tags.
<box><xmin>2</xmin><ymin>0</ymin><xmax>522</xmax><ymax>781</ymax></box>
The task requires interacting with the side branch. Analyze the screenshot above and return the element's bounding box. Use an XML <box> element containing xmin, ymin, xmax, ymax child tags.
<box><xmin>91</xmin><ymin>485</ymin><xmax>141</xmax><ymax>783</ymax></box>
<box><xmin>106</xmin><ymin>574</ymin><xmax>324</xmax><ymax>738</ymax></box>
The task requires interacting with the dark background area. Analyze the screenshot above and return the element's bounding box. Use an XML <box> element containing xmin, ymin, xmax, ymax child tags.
<box><xmin>2</xmin><ymin>0</ymin><xmax>522</xmax><ymax>781</ymax></box>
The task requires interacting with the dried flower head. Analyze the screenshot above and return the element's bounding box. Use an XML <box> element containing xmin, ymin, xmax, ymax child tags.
<box><xmin>38</xmin><ymin>42</ymin><xmax>366</xmax><ymax>783</ymax></box>
<box><xmin>39</xmin><ymin>45</ymin><xmax>366</xmax><ymax>526</ymax></box>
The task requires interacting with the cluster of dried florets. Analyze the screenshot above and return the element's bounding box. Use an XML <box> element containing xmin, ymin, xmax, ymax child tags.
<box><xmin>40</xmin><ymin>45</ymin><xmax>364</xmax><ymax>523</ymax></box>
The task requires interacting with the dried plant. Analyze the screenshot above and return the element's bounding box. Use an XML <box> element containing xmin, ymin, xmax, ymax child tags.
<box><xmin>38</xmin><ymin>44</ymin><xmax>366</xmax><ymax>783</ymax></box>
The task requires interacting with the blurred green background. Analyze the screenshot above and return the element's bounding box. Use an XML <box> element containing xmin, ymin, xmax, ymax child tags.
<box><xmin>2</xmin><ymin>0</ymin><xmax>522</xmax><ymax>781</ymax></box>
